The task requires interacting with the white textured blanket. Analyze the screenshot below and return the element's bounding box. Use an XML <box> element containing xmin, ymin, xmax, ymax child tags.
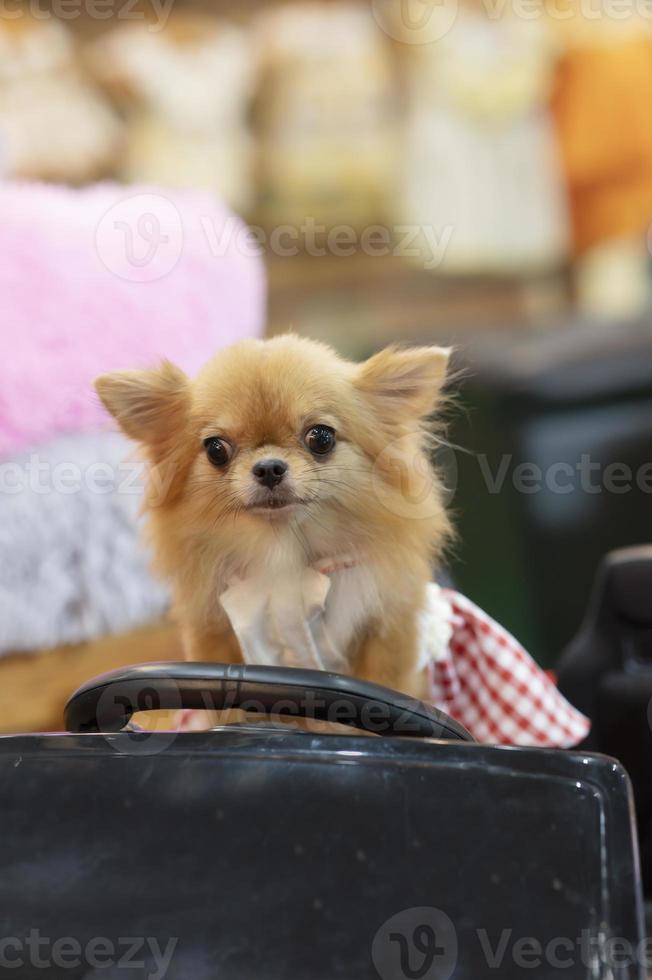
<box><xmin>0</xmin><ymin>431</ymin><xmax>169</xmax><ymax>654</ymax></box>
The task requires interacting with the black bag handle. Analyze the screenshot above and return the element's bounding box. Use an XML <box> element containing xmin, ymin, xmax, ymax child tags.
<box><xmin>64</xmin><ymin>662</ymin><xmax>474</xmax><ymax>741</ymax></box>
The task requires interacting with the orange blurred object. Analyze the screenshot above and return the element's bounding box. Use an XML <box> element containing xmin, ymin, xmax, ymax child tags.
<box><xmin>551</xmin><ymin>37</ymin><xmax>652</xmax><ymax>253</ymax></box>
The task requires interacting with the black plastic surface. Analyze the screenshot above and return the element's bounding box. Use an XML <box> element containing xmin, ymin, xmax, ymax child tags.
<box><xmin>558</xmin><ymin>546</ymin><xmax>652</xmax><ymax>897</ymax></box>
<box><xmin>64</xmin><ymin>662</ymin><xmax>474</xmax><ymax>741</ymax></box>
<box><xmin>0</xmin><ymin>731</ymin><xmax>643</xmax><ymax>979</ymax></box>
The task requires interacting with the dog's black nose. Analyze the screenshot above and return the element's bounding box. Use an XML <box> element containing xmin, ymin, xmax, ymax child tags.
<box><xmin>252</xmin><ymin>458</ymin><xmax>288</xmax><ymax>489</ymax></box>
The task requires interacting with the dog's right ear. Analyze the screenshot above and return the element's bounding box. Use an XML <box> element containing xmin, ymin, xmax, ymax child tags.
<box><xmin>355</xmin><ymin>345</ymin><xmax>451</xmax><ymax>422</ymax></box>
<box><xmin>94</xmin><ymin>360</ymin><xmax>190</xmax><ymax>450</ymax></box>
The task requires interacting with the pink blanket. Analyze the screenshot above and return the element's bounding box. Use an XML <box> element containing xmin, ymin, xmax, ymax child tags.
<box><xmin>0</xmin><ymin>181</ymin><xmax>266</xmax><ymax>458</ymax></box>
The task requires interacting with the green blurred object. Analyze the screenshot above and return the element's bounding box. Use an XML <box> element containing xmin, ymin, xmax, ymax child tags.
<box><xmin>447</xmin><ymin>319</ymin><xmax>652</xmax><ymax>667</ymax></box>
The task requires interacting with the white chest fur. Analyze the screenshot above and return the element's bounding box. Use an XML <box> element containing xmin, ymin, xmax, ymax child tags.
<box><xmin>219</xmin><ymin>553</ymin><xmax>381</xmax><ymax>672</ymax></box>
<box><xmin>321</xmin><ymin>562</ymin><xmax>381</xmax><ymax>665</ymax></box>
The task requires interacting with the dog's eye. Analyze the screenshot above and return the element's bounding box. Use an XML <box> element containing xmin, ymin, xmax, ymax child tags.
<box><xmin>305</xmin><ymin>425</ymin><xmax>336</xmax><ymax>457</ymax></box>
<box><xmin>204</xmin><ymin>437</ymin><xmax>232</xmax><ymax>467</ymax></box>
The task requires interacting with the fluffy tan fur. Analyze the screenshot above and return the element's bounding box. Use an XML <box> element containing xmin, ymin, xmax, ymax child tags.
<box><xmin>95</xmin><ymin>335</ymin><xmax>451</xmax><ymax>699</ymax></box>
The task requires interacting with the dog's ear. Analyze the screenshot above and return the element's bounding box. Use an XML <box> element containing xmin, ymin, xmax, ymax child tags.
<box><xmin>94</xmin><ymin>360</ymin><xmax>190</xmax><ymax>449</ymax></box>
<box><xmin>355</xmin><ymin>345</ymin><xmax>450</xmax><ymax>419</ymax></box>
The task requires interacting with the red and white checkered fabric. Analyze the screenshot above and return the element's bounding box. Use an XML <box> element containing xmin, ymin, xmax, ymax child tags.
<box><xmin>429</xmin><ymin>588</ymin><xmax>590</xmax><ymax>747</ymax></box>
<box><xmin>174</xmin><ymin>578</ymin><xmax>590</xmax><ymax>748</ymax></box>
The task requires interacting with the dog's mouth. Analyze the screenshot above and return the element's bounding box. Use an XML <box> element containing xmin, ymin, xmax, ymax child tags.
<box><xmin>245</xmin><ymin>493</ymin><xmax>309</xmax><ymax>516</ymax></box>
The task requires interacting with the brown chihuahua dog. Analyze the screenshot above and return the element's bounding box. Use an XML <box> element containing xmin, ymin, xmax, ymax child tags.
<box><xmin>96</xmin><ymin>334</ymin><xmax>451</xmax><ymax>699</ymax></box>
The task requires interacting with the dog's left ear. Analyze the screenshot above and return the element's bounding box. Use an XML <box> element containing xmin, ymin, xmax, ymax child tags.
<box><xmin>95</xmin><ymin>362</ymin><xmax>192</xmax><ymax>505</ymax></box>
<box><xmin>355</xmin><ymin>345</ymin><xmax>451</xmax><ymax>419</ymax></box>
<box><xmin>94</xmin><ymin>360</ymin><xmax>190</xmax><ymax>450</ymax></box>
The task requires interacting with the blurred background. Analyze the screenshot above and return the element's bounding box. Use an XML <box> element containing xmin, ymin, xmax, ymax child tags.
<box><xmin>0</xmin><ymin>0</ymin><xmax>651</xmax><ymax>733</ymax></box>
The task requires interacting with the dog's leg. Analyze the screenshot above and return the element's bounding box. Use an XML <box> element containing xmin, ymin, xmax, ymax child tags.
<box><xmin>177</xmin><ymin>622</ymin><xmax>249</xmax><ymax>728</ymax></box>
<box><xmin>182</xmin><ymin>621</ymin><xmax>243</xmax><ymax>665</ymax></box>
<box><xmin>354</xmin><ymin>618</ymin><xmax>431</xmax><ymax>703</ymax></box>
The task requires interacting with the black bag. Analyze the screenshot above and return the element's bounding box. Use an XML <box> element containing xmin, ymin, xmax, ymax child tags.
<box><xmin>0</xmin><ymin>664</ymin><xmax>644</xmax><ymax>979</ymax></box>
